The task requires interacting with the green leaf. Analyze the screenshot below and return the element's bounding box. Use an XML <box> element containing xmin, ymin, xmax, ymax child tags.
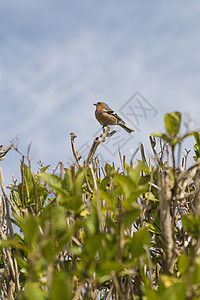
<box><xmin>0</xmin><ymin>239</ymin><xmax>25</xmax><ymax>251</ymax></box>
<box><xmin>99</xmin><ymin>176</ymin><xmax>110</xmax><ymax>191</ymax></box>
<box><xmin>152</xmin><ymin>132</ymin><xmax>172</xmax><ymax>143</ymax></box>
<box><xmin>41</xmin><ymin>239</ymin><xmax>58</xmax><ymax>262</ymax></box>
<box><xmin>182</xmin><ymin>214</ymin><xmax>200</xmax><ymax>238</ymax></box>
<box><xmin>85</xmin><ymin>234</ymin><xmax>103</xmax><ymax>257</ymax></box>
<box><xmin>193</xmin><ymin>131</ymin><xmax>200</xmax><ymax>146</ymax></box>
<box><xmin>23</xmin><ymin>282</ymin><xmax>47</xmax><ymax>300</ymax></box>
<box><xmin>126</xmin><ymin>162</ymin><xmax>145</xmax><ymax>184</ymax></box>
<box><xmin>164</xmin><ymin>112</ymin><xmax>182</xmax><ymax>137</ymax></box>
<box><xmin>104</xmin><ymin>163</ymin><xmax>115</xmax><ymax>176</ymax></box>
<box><xmin>97</xmin><ymin>261</ymin><xmax>122</xmax><ymax>282</ymax></box>
<box><xmin>39</xmin><ymin>173</ymin><xmax>69</xmax><ymax>197</ymax></box>
<box><xmin>10</xmin><ymin>190</ymin><xmax>21</xmax><ymax>215</ymax></box>
<box><xmin>123</xmin><ymin>207</ymin><xmax>140</xmax><ymax>229</ymax></box>
<box><xmin>100</xmin><ymin>189</ymin><xmax>117</xmax><ymax>211</ymax></box>
<box><xmin>178</xmin><ymin>253</ymin><xmax>190</xmax><ymax>275</ymax></box>
<box><xmin>20</xmin><ymin>215</ymin><xmax>40</xmax><ymax>250</ymax></box>
<box><xmin>178</xmin><ymin>131</ymin><xmax>194</xmax><ymax>143</ymax></box>
<box><xmin>50</xmin><ymin>271</ymin><xmax>72</xmax><ymax>300</ymax></box>
<box><xmin>73</xmin><ymin>169</ymin><xmax>85</xmax><ymax>194</ymax></box>
<box><xmin>62</xmin><ymin>169</ymin><xmax>73</xmax><ymax>194</ymax></box>
<box><xmin>158</xmin><ymin>276</ymin><xmax>186</xmax><ymax>300</ymax></box>
<box><xmin>144</xmin><ymin>287</ymin><xmax>160</xmax><ymax>300</ymax></box>
<box><xmin>194</xmin><ymin>144</ymin><xmax>200</xmax><ymax>159</ymax></box>
<box><xmin>85</xmin><ymin>214</ymin><xmax>99</xmax><ymax>236</ymax></box>
<box><xmin>115</xmin><ymin>174</ymin><xmax>134</xmax><ymax>199</ymax></box>
<box><xmin>39</xmin><ymin>165</ymin><xmax>50</xmax><ymax>173</ymax></box>
<box><xmin>146</xmin><ymin>222</ymin><xmax>161</xmax><ymax>234</ymax></box>
<box><xmin>145</xmin><ymin>192</ymin><xmax>159</xmax><ymax>201</ymax></box>
<box><xmin>136</xmin><ymin>160</ymin><xmax>150</xmax><ymax>175</ymax></box>
<box><xmin>130</xmin><ymin>227</ymin><xmax>151</xmax><ymax>257</ymax></box>
<box><xmin>41</xmin><ymin>205</ymin><xmax>67</xmax><ymax>237</ymax></box>
<box><xmin>192</xmin><ymin>255</ymin><xmax>200</xmax><ymax>285</ymax></box>
<box><xmin>127</xmin><ymin>163</ymin><xmax>150</xmax><ymax>189</ymax></box>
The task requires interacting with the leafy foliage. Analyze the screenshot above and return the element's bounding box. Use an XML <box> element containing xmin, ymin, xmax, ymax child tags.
<box><xmin>0</xmin><ymin>111</ymin><xmax>200</xmax><ymax>299</ymax></box>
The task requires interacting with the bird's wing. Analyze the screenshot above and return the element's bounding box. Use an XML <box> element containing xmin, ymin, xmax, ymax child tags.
<box><xmin>107</xmin><ymin>111</ymin><xmax>125</xmax><ymax>125</ymax></box>
<box><xmin>103</xmin><ymin>103</ymin><xmax>114</xmax><ymax>113</ymax></box>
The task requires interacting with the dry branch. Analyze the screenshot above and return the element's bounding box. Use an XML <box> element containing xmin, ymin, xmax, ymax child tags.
<box><xmin>0</xmin><ymin>168</ymin><xmax>18</xmax><ymax>215</ymax></box>
<box><xmin>70</xmin><ymin>126</ymin><xmax>116</xmax><ymax>167</ymax></box>
<box><xmin>0</xmin><ymin>145</ymin><xmax>13</xmax><ymax>161</ymax></box>
<box><xmin>70</xmin><ymin>132</ymin><xmax>82</xmax><ymax>168</ymax></box>
<box><xmin>86</xmin><ymin>126</ymin><xmax>116</xmax><ymax>166</ymax></box>
<box><xmin>159</xmin><ymin>169</ymin><xmax>174</xmax><ymax>273</ymax></box>
<box><xmin>149</xmin><ymin>136</ymin><xmax>163</xmax><ymax>168</ymax></box>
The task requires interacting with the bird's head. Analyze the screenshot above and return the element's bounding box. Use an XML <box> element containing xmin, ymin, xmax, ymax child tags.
<box><xmin>93</xmin><ymin>102</ymin><xmax>107</xmax><ymax>108</ymax></box>
<box><xmin>93</xmin><ymin>102</ymin><xmax>102</xmax><ymax>107</ymax></box>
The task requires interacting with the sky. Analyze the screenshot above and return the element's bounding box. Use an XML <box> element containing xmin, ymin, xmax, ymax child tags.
<box><xmin>1</xmin><ymin>0</ymin><xmax>200</xmax><ymax>186</ymax></box>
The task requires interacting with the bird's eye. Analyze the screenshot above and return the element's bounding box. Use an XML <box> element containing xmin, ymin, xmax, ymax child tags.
<box><xmin>97</xmin><ymin>102</ymin><xmax>101</xmax><ymax>105</ymax></box>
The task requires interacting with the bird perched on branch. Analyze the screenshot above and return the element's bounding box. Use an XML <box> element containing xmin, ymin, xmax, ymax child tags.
<box><xmin>94</xmin><ymin>102</ymin><xmax>134</xmax><ymax>133</ymax></box>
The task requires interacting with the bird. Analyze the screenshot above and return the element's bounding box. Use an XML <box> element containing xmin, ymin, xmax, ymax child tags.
<box><xmin>93</xmin><ymin>102</ymin><xmax>134</xmax><ymax>133</ymax></box>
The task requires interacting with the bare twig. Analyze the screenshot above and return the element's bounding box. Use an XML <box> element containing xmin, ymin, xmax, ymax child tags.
<box><xmin>0</xmin><ymin>168</ymin><xmax>18</xmax><ymax>215</ymax></box>
<box><xmin>0</xmin><ymin>145</ymin><xmax>13</xmax><ymax>161</ymax></box>
<box><xmin>148</xmin><ymin>182</ymin><xmax>161</xmax><ymax>190</ymax></box>
<box><xmin>21</xmin><ymin>156</ymin><xmax>25</xmax><ymax>211</ymax></box>
<box><xmin>149</xmin><ymin>136</ymin><xmax>163</xmax><ymax>168</ymax></box>
<box><xmin>159</xmin><ymin>169</ymin><xmax>174</xmax><ymax>273</ymax></box>
<box><xmin>141</xmin><ymin>170</ymin><xmax>153</xmax><ymax>226</ymax></box>
<box><xmin>73</xmin><ymin>282</ymin><xmax>84</xmax><ymax>300</ymax></box>
<box><xmin>130</xmin><ymin>147</ymin><xmax>139</xmax><ymax>168</ymax></box>
<box><xmin>186</xmin><ymin>236</ymin><xmax>200</xmax><ymax>298</ymax></box>
<box><xmin>86</xmin><ymin>126</ymin><xmax>116</xmax><ymax>166</ymax></box>
<box><xmin>140</xmin><ymin>143</ymin><xmax>148</xmax><ymax>168</ymax></box>
<box><xmin>28</xmin><ymin>158</ymin><xmax>38</xmax><ymax>215</ymax></box>
<box><xmin>70</xmin><ymin>132</ymin><xmax>82</xmax><ymax>168</ymax></box>
<box><xmin>118</xmin><ymin>144</ymin><xmax>125</xmax><ymax>174</ymax></box>
<box><xmin>4</xmin><ymin>200</ymin><xmax>20</xmax><ymax>291</ymax></box>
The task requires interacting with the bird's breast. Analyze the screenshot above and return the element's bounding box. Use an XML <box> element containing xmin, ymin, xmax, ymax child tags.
<box><xmin>95</xmin><ymin>110</ymin><xmax>117</xmax><ymax>125</ymax></box>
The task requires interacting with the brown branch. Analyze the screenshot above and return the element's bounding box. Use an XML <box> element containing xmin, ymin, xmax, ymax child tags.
<box><xmin>159</xmin><ymin>169</ymin><xmax>174</xmax><ymax>273</ymax></box>
<box><xmin>0</xmin><ymin>168</ymin><xmax>18</xmax><ymax>215</ymax></box>
<box><xmin>141</xmin><ymin>170</ymin><xmax>153</xmax><ymax>226</ymax></box>
<box><xmin>176</xmin><ymin>188</ymin><xmax>200</xmax><ymax>201</ymax></box>
<box><xmin>70</xmin><ymin>132</ymin><xmax>82</xmax><ymax>168</ymax></box>
<box><xmin>140</xmin><ymin>143</ymin><xmax>149</xmax><ymax>168</ymax></box>
<box><xmin>186</xmin><ymin>235</ymin><xmax>200</xmax><ymax>298</ymax></box>
<box><xmin>73</xmin><ymin>282</ymin><xmax>84</xmax><ymax>300</ymax></box>
<box><xmin>118</xmin><ymin>144</ymin><xmax>125</xmax><ymax>174</ymax></box>
<box><xmin>21</xmin><ymin>156</ymin><xmax>25</xmax><ymax>211</ymax></box>
<box><xmin>28</xmin><ymin>158</ymin><xmax>38</xmax><ymax>215</ymax></box>
<box><xmin>86</xmin><ymin>126</ymin><xmax>116</xmax><ymax>166</ymax></box>
<box><xmin>4</xmin><ymin>200</ymin><xmax>20</xmax><ymax>291</ymax></box>
<box><xmin>149</xmin><ymin>136</ymin><xmax>163</xmax><ymax>168</ymax></box>
<box><xmin>0</xmin><ymin>145</ymin><xmax>13</xmax><ymax>161</ymax></box>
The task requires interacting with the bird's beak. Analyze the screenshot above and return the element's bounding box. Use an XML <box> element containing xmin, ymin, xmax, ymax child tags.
<box><xmin>93</xmin><ymin>103</ymin><xmax>97</xmax><ymax>106</ymax></box>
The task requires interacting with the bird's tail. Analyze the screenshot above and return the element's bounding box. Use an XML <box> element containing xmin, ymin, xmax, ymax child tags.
<box><xmin>119</xmin><ymin>123</ymin><xmax>134</xmax><ymax>133</ymax></box>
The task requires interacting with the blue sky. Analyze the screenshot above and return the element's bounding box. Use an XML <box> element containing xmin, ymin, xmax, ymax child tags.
<box><xmin>1</xmin><ymin>1</ymin><xmax>200</xmax><ymax>185</ymax></box>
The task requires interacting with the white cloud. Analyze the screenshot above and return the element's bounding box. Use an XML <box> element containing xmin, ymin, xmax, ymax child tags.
<box><xmin>1</xmin><ymin>1</ymin><xmax>200</xmax><ymax>186</ymax></box>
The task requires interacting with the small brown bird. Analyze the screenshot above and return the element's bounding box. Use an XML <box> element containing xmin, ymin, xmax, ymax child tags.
<box><xmin>94</xmin><ymin>102</ymin><xmax>134</xmax><ymax>133</ymax></box>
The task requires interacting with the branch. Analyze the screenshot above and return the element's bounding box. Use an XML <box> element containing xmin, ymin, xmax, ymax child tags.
<box><xmin>0</xmin><ymin>145</ymin><xmax>13</xmax><ymax>161</ymax></box>
<box><xmin>149</xmin><ymin>136</ymin><xmax>163</xmax><ymax>168</ymax></box>
<box><xmin>86</xmin><ymin>126</ymin><xmax>116</xmax><ymax>166</ymax></box>
<box><xmin>159</xmin><ymin>169</ymin><xmax>174</xmax><ymax>273</ymax></box>
<box><xmin>69</xmin><ymin>132</ymin><xmax>82</xmax><ymax>168</ymax></box>
<box><xmin>0</xmin><ymin>168</ymin><xmax>18</xmax><ymax>215</ymax></box>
